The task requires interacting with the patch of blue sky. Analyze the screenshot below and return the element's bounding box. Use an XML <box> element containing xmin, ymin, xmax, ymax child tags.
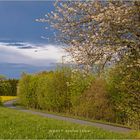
<box><xmin>0</xmin><ymin>1</ymin><xmax>55</xmax><ymax>44</ymax></box>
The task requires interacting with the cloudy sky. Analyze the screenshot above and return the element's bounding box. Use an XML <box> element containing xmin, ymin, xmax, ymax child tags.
<box><xmin>0</xmin><ymin>1</ymin><xmax>66</xmax><ymax>67</ymax></box>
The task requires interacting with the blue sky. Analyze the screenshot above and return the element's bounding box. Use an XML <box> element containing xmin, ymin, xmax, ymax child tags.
<box><xmin>0</xmin><ymin>1</ymin><xmax>67</xmax><ymax>68</ymax></box>
<box><xmin>0</xmin><ymin>1</ymin><xmax>54</xmax><ymax>43</ymax></box>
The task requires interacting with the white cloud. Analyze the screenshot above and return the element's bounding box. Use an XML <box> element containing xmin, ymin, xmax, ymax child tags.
<box><xmin>0</xmin><ymin>42</ymin><xmax>68</xmax><ymax>66</ymax></box>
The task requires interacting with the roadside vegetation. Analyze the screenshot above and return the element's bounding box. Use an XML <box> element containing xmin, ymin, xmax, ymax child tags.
<box><xmin>18</xmin><ymin>63</ymin><xmax>140</xmax><ymax>129</ymax></box>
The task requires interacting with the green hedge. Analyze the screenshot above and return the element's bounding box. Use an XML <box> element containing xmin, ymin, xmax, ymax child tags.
<box><xmin>17</xmin><ymin>68</ymin><xmax>94</xmax><ymax>112</ymax></box>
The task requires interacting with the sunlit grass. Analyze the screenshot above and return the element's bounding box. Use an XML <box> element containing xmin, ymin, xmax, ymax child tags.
<box><xmin>0</xmin><ymin>96</ymin><xmax>17</xmax><ymax>102</ymax></box>
<box><xmin>0</xmin><ymin>107</ymin><xmax>134</xmax><ymax>139</ymax></box>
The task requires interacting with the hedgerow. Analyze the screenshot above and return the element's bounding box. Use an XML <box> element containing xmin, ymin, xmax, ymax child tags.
<box><xmin>18</xmin><ymin>67</ymin><xmax>94</xmax><ymax>113</ymax></box>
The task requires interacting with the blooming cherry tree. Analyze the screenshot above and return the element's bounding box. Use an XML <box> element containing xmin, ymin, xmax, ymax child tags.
<box><xmin>38</xmin><ymin>0</ymin><xmax>140</xmax><ymax>72</ymax></box>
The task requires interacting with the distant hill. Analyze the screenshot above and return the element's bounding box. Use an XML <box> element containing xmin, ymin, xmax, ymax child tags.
<box><xmin>0</xmin><ymin>63</ymin><xmax>57</xmax><ymax>79</ymax></box>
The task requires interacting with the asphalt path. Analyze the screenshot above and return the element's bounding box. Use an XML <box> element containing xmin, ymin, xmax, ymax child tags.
<box><xmin>3</xmin><ymin>100</ymin><xmax>132</xmax><ymax>133</ymax></box>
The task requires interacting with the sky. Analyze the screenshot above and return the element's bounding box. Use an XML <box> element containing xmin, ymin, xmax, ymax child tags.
<box><xmin>0</xmin><ymin>1</ymin><xmax>67</xmax><ymax>68</ymax></box>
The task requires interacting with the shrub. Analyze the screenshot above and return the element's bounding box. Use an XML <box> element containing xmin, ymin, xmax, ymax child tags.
<box><xmin>74</xmin><ymin>77</ymin><xmax>115</xmax><ymax>121</ymax></box>
<box><xmin>36</xmin><ymin>72</ymin><xmax>54</xmax><ymax>110</ymax></box>
<box><xmin>107</xmin><ymin>51</ymin><xmax>140</xmax><ymax>129</ymax></box>
<box><xmin>69</xmin><ymin>70</ymin><xmax>94</xmax><ymax>109</ymax></box>
<box><xmin>17</xmin><ymin>73</ymin><xmax>39</xmax><ymax>108</ymax></box>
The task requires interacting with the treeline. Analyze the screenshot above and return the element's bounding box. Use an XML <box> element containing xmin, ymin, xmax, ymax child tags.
<box><xmin>18</xmin><ymin>68</ymin><xmax>94</xmax><ymax>111</ymax></box>
<box><xmin>0</xmin><ymin>79</ymin><xmax>18</xmax><ymax>96</ymax></box>
<box><xmin>18</xmin><ymin>63</ymin><xmax>140</xmax><ymax>129</ymax></box>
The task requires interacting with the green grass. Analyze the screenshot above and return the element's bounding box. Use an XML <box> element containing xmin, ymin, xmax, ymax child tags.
<box><xmin>0</xmin><ymin>107</ymin><xmax>135</xmax><ymax>139</ymax></box>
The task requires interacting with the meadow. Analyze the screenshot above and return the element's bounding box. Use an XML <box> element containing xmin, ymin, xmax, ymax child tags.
<box><xmin>0</xmin><ymin>106</ymin><xmax>135</xmax><ymax>139</ymax></box>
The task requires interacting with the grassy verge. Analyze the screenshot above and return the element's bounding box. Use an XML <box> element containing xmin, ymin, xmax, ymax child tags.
<box><xmin>0</xmin><ymin>106</ymin><xmax>135</xmax><ymax>139</ymax></box>
<box><xmin>0</xmin><ymin>96</ymin><xmax>17</xmax><ymax>102</ymax></box>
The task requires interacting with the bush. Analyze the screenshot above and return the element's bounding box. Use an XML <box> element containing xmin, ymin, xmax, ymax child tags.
<box><xmin>107</xmin><ymin>53</ymin><xmax>140</xmax><ymax>129</ymax></box>
<box><xmin>74</xmin><ymin>77</ymin><xmax>114</xmax><ymax>121</ymax></box>
<box><xmin>69</xmin><ymin>70</ymin><xmax>94</xmax><ymax>108</ymax></box>
<box><xmin>37</xmin><ymin>69</ymin><xmax>72</xmax><ymax>112</ymax></box>
<box><xmin>17</xmin><ymin>73</ymin><xmax>39</xmax><ymax>108</ymax></box>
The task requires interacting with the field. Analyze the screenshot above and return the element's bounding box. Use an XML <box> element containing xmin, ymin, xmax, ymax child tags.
<box><xmin>0</xmin><ymin>96</ymin><xmax>17</xmax><ymax>102</ymax></box>
<box><xmin>0</xmin><ymin>107</ymin><xmax>135</xmax><ymax>139</ymax></box>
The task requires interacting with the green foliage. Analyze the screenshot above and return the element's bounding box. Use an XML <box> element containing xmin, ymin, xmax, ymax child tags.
<box><xmin>18</xmin><ymin>67</ymin><xmax>94</xmax><ymax>113</ymax></box>
<box><xmin>37</xmin><ymin>68</ymin><xmax>72</xmax><ymax>112</ymax></box>
<box><xmin>17</xmin><ymin>55</ymin><xmax>140</xmax><ymax>129</ymax></box>
<box><xmin>0</xmin><ymin>81</ymin><xmax>10</xmax><ymax>95</ymax></box>
<box><xmin>74</xmin><ymin>77</ymin><xmax>114</xmax><ymax>122</ymax></box>
<box><xmin>107</xmin><ymin>48</ymin><xmax>140</xmax><ymax>129</ymax></box>
<box><xmin>18</xmin><ymin>68</ymin><xmax>72</xmax><ymax>111</ymax></box>
<box><xmin>8</xmin><ymin>79</ymin><xmax>19</xmax><ymax>96</ymax></box>
<box><xmin>69</xmin><ymin>70</ymin><xmax>94</xmax><ymax>108</ymax></box>
<box><xmin>0</xmin><ymin>79</ymin><xmax>18</xmax><ymax>96</ymax></box>
<box><xmin>17</xmin><ymin>73</ymin><xmax>39</xmax><ymax>108</ymax></box>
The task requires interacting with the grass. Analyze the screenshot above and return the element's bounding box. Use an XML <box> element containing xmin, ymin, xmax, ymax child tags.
<box><xmin>0</xmin><ymin>96</ymin><xmax>17</xmax><ymax>102</ymax></box>
<box><xmin>0</xmin><ymin>106</ymin><xmax>135</xmax><ymax>139</ymax></box>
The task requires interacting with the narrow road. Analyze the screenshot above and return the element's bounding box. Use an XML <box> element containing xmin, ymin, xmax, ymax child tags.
<box><xmin>3</xmin><ymin>100</ymin><xmax>132</xmax><ymax>133</ymax></box>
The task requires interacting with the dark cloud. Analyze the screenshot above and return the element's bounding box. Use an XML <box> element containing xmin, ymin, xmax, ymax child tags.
<box><xmin>6</xmin><ymin>43</ymin><xmax>25</xmax><ymax>47</ymax></box>
<box><xmin>0</xmin><ymin>41</ymin><xmax>37</xmax><ymax>49</ymax></box>
<box><xmin>18</xmin><ymin>46</ymin><xmax>36</xmax><ymax>49</ymax></box>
